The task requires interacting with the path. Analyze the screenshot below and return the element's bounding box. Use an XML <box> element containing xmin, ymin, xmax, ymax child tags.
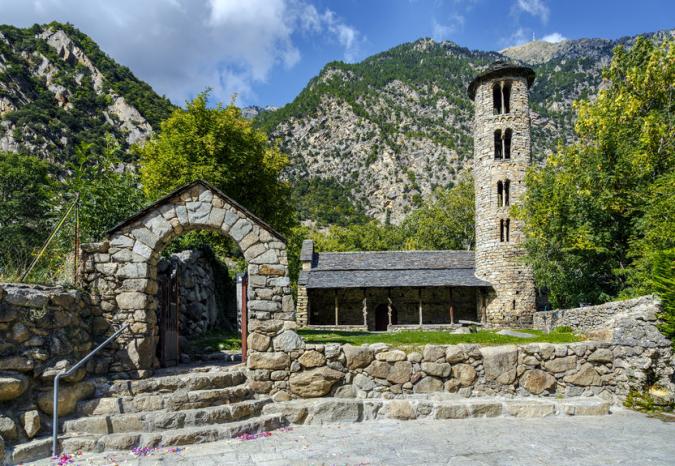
<box><xmin>34</xmin><ymin>409</ymin><xmax>675</xmax><ymax>465</ymax></box>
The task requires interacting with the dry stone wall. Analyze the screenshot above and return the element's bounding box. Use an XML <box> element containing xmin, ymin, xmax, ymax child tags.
<box><xmin>0</xmin><ymin>284</ymin><xmax>102</xmax><ymax>447</ymax></box>
<box><xmin>248</xmin><ymin>296</ymin><xmax>673</xmax><ymax>405</ymax></box>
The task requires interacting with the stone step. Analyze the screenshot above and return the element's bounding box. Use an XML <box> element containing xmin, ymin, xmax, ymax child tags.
<box><xmin>76</xmin><ymin>384</ymin><xmax>253</xmax><ymax>416</ymax></box>
<box><xmin>63</xmin><ymin>413</ymin><xmax>287</xmax><ymax>454</ymax></box>
<box><xmin>263</xmin><ymin>396</ymin><xmax>612</xmax><ymax>424</ymax></box>
<box><xmin>64</xmin><ymin>398</ymin><xmax>271</xmax><ymax>435</ymax></box>
<box><xmin>10</xmin><ymin>414</ymin><xmax>287</xmax><ymax>464</ymax></box>
<box><xmin>103</xmin><ymin>368</ymin><xmax>246</xmax><ymax>396</ymax></box>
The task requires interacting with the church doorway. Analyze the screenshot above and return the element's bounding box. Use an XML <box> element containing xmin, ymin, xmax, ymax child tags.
<box><xmin>375</xmin><ymin>303</ymin><xmax>397</xmax><ymax>331</ymax></box>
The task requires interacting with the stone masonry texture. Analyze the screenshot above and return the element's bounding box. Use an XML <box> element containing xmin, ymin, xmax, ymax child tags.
<box><xmin>472</xmin><ymin>72</ymin><xmax>537</xmax><ymax>326</ymax></box>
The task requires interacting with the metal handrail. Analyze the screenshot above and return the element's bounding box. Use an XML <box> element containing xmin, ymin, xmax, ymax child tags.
<box><xmin>52</xmin><ymin>323</ymin><xmax>129</xmax><ymax>457</ymax></box>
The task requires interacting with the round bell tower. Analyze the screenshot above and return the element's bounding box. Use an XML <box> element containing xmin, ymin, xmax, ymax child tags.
<box><xmin>468</xmin><ymin>62</ymin><xmax>537</xmax><ymax>326</ymax></box>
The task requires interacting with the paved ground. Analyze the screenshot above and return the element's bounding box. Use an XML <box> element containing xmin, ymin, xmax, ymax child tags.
<box><xmin>36</xmin><ymin>409</ymin><xmax>675</xmax><ymax>465</ymax></box>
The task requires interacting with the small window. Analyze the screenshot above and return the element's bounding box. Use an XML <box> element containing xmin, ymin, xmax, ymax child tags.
<box><xmin>494</xmin><ymin>130</ymin><xmax>502</xmax><ymax>159</ymax></box>
<box><xmin>512</xmin><ymin>299</ymin><xmax>516</xmax><ymax>310</ymax></box>
<box><xmin>504</xmin><ymin>129</ymin><xmax>512</xmax><ymax>159</ymax></box>
<box><xmin>505</xmin><ymin>219</ymin><xmax>510</xmax><ymax>242</ymax></box>
<box><xmin>503</xmin><ymin>82</ymin><xmax>512</xmax><ymax>114</ymax></box>
<box><xmin>500</xmin><ymin>219</ymin><xmax>504</xmax><ymax>242</ymax></box>
<box><xmin>492</xmin><ymin>83</ymin><xmax>502</xmax><ymax>115</ymax></box>
<box><xmin>500</xmin><ymin>219</ymin><xmax>510</xmax><ymax>242</ymax></box>
<box><xmin>504</xmin><ymin>180</ymin><xmax>510</xmax><ymax>206</ymax></box>
<box><xmin>497</xmin><ymin>181</ymin><xmax>504</xmax><ymax>207</ymax></box>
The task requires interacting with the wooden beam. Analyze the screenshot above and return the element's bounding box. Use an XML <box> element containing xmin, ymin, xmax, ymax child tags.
<box><xmin>387</xmin><ymin>294</ymin><xmax>393</xmax><ymax>329</ymax></box>
<box><xmin>418</xmin><ymin>288</ymin><xmax>423</xmax><ymax>326</ymax></box>
<box><xmin>362</xmin><ymin>293</ymin><xmax>368</xmax><ymax>328</ymax></box>
<box><xmin>334</xmin><ymin>290</ymin><xmax>339</xmax><ymax>326</ymax></box>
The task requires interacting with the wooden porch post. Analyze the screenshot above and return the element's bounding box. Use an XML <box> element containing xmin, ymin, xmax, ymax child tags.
<box><xmin>449</xmin><ymin>287</ymin><xmax>455</xmax><ymax>325</ymax></box>
<box><xmin>334</xmin><ymin>289</ymin><xmax>339</xmax><ymax>326</ymax></box>
<box><xmin>418</xmin><ymin>288</ymin><xmax>423</xmax><ymax>326</ymax></box>
<box><xmin>362</xmin><ymin>289</ymin><xmax>368</xmax><ymax>329</ymax></box>
<box><xmin>387</xmin><ymin>294</ymin><xmax>393</xmax><ymax>329</ymax></box>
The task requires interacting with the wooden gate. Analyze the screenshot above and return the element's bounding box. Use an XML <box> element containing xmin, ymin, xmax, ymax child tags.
<box><xmin>158</xmin><ymin>265</ymin><xmax>180</xmax><ymax>367</ymax></box>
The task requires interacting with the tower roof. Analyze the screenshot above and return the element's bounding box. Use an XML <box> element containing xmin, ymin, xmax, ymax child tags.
<box><xmin>467</xmin><ymin>61</ymin><xmax>536</xmax><ymax>100</ymax></box>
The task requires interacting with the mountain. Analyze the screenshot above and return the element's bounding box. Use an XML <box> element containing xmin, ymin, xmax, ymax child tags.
<box><xmin>0</xmin><ymin>22</ymin><xmax>174</xmax><ymax>164</ymax></box>
<box><xmin>257</xmin><ymin>30</ymin><xmax>673</xmax><ymax>225</ymax></box>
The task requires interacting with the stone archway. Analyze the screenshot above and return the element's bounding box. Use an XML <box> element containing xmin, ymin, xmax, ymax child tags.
<box><xmin>80</xmin><ymin>180</ymin><xmax>294</xmax><ymax>372</ymax></box>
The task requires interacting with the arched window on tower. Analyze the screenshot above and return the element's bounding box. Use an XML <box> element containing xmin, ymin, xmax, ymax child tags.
<box><xmin>503</xmin><ymin>81</ymin><xmax>512</xmax><ymax>114</ymax></box>
<box><xmin>494</xmin><ymin>130</ymin><xmax>502</xmax><ymax>159</ymax></box>
<box><xmin>497</xmin><ymin>181</ymin><xmax>504</xmax><ymax>207</ymax></box>
<box><xmin>504</xmin><ymin>180</ymin><xmax>510</xmax><ymax>206</ymax></box>
<box><xmin>492</xmin><ymin>83</ymin><xmax>502</xmax><ymax>115</ymax></box>
<box><xmin>504</xmin><ymin>129</ymin><xmax>512</xmax><ymax>159</ymax></box>
<box><xmin>500</xmin><ymin>219</ymin><xmax>511</xmax><ymax>242</ymax></box>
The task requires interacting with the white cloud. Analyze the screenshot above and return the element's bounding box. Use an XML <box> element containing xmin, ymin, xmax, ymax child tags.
<box><xmin>431</xmin><ymin>14</ymin><xmax>465</xmax><ymax>40</ymax></box>
<box><xmin>0</xmin><ymin>0</ymin><xmax>362</xmax><ymax>105</ymax></box>
<box><xmin>513</xmin><ymin>0</ymin><xmax>550</xmax><ymax>23</ymax></box>
<box><xmin>542</xmin><ymin>32</ymin><xmax>567</xmax><ymax>43</ymax></box>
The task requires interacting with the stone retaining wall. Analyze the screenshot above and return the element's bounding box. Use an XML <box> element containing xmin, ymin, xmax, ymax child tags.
<box><xmin>0</xmin><ymin>284</ymin><xmax>105</xmax><ymax>447</ymax></box>
<box><xmin>247</xmin><ymin>296</ymin><xmax>674</xmax><ymax>405</ymax></box>
<box><xmin>533</xmin><ymin>295</ymin><xmax>657</xmax><ymax>334</ymax></box>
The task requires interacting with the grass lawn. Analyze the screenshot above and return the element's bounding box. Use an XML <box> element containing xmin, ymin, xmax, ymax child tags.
<box><xmin>298</xmin><ymin>328</ymin><xmax>582</xmax><ymax>350</ymax></box>
<box><xmin>189</xmin><ymin>328</ymin><xmax>581</xmax><ymax>353</ymax></box>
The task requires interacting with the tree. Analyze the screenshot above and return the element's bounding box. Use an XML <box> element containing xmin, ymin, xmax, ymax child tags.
<box><xmin>137</xmin><ymin>91</ymin><xmax>295</xmax><ymax>234</ymax></box>
<box><xmin>402</xmin><ymin>175</ymin><xmax>475</xmax><ymax>250</ymax></box>
<box><xmin>518</xmin><ymin>37</ymin><xmax>674</xmax><ymax>309</ymax></box>
<box><xmin>0</xmin><ymin>151</ymin><xmax>54</xmax><ymax>276</ymax></box>
<box><xmin>64</xmin><ymin>137</ymin><xmax>145</xmax><ymax>243</ymax></box>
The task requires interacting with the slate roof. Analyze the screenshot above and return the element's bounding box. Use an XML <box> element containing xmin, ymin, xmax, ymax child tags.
<box><xmin>299</xmin><ymin>250</ymin><xmax>491</xmax><ymax>289</ymax></box>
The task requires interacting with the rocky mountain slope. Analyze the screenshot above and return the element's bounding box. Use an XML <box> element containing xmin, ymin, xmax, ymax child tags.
<box><xmin>0</xmin><ymin>22</ymin><xmax>174</xmax><ymax>164</ymax></box>
<box><xmin>258</xmin><ymin>30</ymin><xmax>673</xmax><ymax>224</ymax></box>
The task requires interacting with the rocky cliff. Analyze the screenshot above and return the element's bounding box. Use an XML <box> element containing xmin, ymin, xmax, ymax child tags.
<box><xmin>0</xmin><ymin>22</ymin><xmax>174</xmax><ymax>164</ymax></box>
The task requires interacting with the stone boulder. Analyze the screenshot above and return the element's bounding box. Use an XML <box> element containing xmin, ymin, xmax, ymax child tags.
<box><xmin>588</xmin><ymin>348</ymin><xmax>613</xmax><ymax>363</ymax></box>
<box><xmin>273</xmin><ymin>330</ymin><xmax>304</xmax><ymax>352</ymax></box>
<box><xmin>298</xmin><ymin>350</ymin><xmax>326</xmax><ymax>368</ymax></box>
<box><xmin>413</xmin><ymin>376</ymin><xmax>443</xmax><ymax>393</ymax></box>
<box><xmin>365</xmin><ymin>361</ymin><xmax>391</xmax><ymax>379</ymax></box>
<box><xmin>421</xmin><ymin>362</ymin><xmax>451</xmax><ymax>378</ymax></box>
<box><xmin>544</xmin><ymin>355</ymin><xmax>577</xmax><ymax>373</ymax></box>
<box><xmin>387</xmin><ymin>361</ymin><xmax>412</xmax><ymax>384</ymax></box>
<box><xmin>0</xmin><ymin>416</ymin><xmax>17</xmax><ymax>442</ymax></box>
<box><xmin>451</xmin><ymin>364</ymin><xmax>477</xmax><ymax>386</ymax></box>
<box><xmin>520</xmin><ymin>369</ymin><xmax>557</xmax><ymax>395</ymax></box>
<box><xmin>247</xmin><ymin>352</ymin><xmax>290</xmax><ymax>370</ymax></box>
<box><xmin>0</xmin><ymin>373</ymin><xmax>28</xmax><ymax>401</ymax></box>
<box><xmin>376</xmin><ymin>350</ymin><xmax>406</xmax><ymax>362</ymax></box>
<box><xmin>20</xmin><ymin>410</ymin><xmax>40</xmax><ymax>439</ymax></box>
<box><xmin>342</xmin><ymin>345</ymin><xmax>374</xmax><ymax>370</ymax></box>
<box><xmin>37</xmin><ymin>382</ymin><xmax>95</xmax><ymax>416</ymax></box>
<box><xmin>480</xmin><ymin>345</ymin><xmax>518</xmax><ymax>385</ymax></box>
<box><xmin>564</xmin><ymin>363</ymin><xmax>602</xmax><ymax>386</ymax></box>
<box><xmin>289</xmin><ymin>367</ymin><xmax>344</xmax><ymax>398</ymax></box>
<box><xmin>445</xmin><ymin>346</ymin><xmax>467</xmax><ymax>364</ymax></box>
<box><xmin>247</xmin><ymin>333</ymin><xmax>271</xmax><ymax>352</ymax></box>
<box><xmin>423</xmin><ymin>345</ymin><xmax>446</xmax><ymax>362</ymax></box>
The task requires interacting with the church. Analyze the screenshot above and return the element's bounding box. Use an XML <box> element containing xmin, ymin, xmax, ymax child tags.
<box><xmin>296</xmin><ymin>62</ymin><xmax>538</xmax><ymax>330</ymax></box>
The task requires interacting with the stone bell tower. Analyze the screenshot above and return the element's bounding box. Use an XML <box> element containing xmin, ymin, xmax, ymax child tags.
<box><xmin>468</xmin><ymin>62</ymin><xmax>537</xmax><ymax>326</ymax></box>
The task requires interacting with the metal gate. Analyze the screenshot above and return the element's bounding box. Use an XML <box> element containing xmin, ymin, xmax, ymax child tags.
<box><xmin>158</xmin><ymin>265</ymin><xmax>180</xmax><ymax>367</ymax></box>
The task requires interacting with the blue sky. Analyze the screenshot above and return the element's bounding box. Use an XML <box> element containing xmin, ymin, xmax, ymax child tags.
<box><xmin>1</xmin><ymin>0</ymin><xmax>673</xmax><ymax>107</ymax></box>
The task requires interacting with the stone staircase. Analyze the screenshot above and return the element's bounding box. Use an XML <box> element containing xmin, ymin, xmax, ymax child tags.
<box><xmin>8</xmin><ymin>364</ymin><xmax>287</xmax><ymax>464</ymax></box>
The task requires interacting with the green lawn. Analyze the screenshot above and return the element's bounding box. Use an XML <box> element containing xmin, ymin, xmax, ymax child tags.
<box><xmin>298</xmin><ymin>328</ymin><xmax>582</xmax><ymax>349</ymax></box>
<box><xmin>188</xmin><ymin>328</ymin><xmax>581</xmax><ymax>353</ymax></box>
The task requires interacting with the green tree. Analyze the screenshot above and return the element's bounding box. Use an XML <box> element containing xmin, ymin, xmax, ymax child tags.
<box><xmin>137</xmin><ymin>91</ymin><xmax>294</xmax><ymax>234</ymax></box>
<box><xmin>64</xmin><ymin>137</ymin><xmax>146</xmax><ymax>242</ymax></box>
<box><xmin>0</xmin><ymin>151</ymin><xmax>55</xmax><ymax>276</ymax></box>
<box><xmin>518</xmin><ymin>37</ymin><xmax>674</xmax><ymax>309</ymax></box>
<box><xmin>402</xmin><ymin>175</ymin><xmax>475</xmax><ymax>250</ymax></box>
